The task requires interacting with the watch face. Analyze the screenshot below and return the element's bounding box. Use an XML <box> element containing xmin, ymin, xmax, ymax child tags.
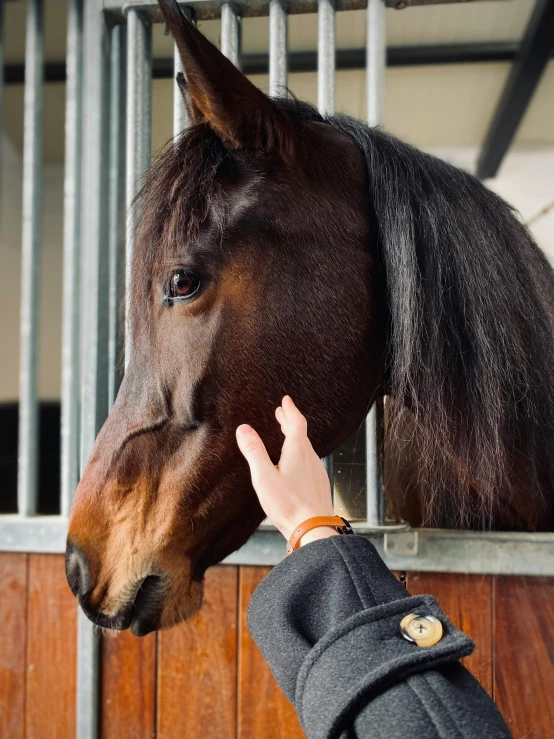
<box><xmin>340</xmin><ymin>517</ymin><xmax>355</xmax><ymax>534</ymax></box>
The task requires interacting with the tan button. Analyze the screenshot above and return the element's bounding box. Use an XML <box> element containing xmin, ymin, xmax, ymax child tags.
<box><xmin>400</xmin><ymin>613</ymin><xmax>443</xmax><ymax>647</ymax></box>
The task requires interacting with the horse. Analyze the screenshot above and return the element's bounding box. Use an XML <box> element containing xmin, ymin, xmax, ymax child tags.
<box><xmin>65</xmin><ymin>0</ymin><xmax>554</xmax><ymax>636</ymax></box>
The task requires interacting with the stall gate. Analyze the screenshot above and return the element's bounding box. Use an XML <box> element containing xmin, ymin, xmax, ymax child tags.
<box><xmin>1</xmin><ymin>0</ymin><xmax>553</xmax><ymax>737</ymax></box>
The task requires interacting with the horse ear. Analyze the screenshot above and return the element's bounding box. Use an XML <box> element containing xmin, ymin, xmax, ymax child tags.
<box><xmin>158</xmin><ymin>0</ymin><xmax>294</xmax><ymax>153</ymax></box>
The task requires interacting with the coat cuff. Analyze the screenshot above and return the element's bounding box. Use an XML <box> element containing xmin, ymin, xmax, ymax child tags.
<box><xmin>295</xmin><ymin>594</ymin><xmax>474</xmax><ymax>739</ymax></box>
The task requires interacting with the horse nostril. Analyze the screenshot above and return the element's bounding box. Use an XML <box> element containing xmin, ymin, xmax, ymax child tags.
<box><xmin>65</xmin><ymin>541</ymin><xmax>90</xmax><ymax>598</ymax></box>
<box><xmin>131</xmin><ymin>575</ymin><xmax>166</xmax><ymax>637</ymax></box>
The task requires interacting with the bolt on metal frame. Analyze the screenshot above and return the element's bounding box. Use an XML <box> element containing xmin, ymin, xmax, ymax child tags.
<box><xmin>0</xmin><ymin>0</ymin><xmax>553</xmax><ymax>735</ymax></box>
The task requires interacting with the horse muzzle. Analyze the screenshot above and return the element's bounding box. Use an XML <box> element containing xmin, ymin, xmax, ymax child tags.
<box><xmin>65</xmin><ymin>540</ymin><xmax>170</xmax><ymax>636</ymax></box>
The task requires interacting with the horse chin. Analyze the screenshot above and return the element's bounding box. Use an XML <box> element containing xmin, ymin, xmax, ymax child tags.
<box><xmin>137</xmin><ymin>576</ymin><xmax>205</xmax><ymax>635</ymax></box>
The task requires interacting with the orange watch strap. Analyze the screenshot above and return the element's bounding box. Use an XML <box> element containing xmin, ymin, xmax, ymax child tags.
<box><xmin>286</xmin><ymin>515</ymin><xmax>349</xmax><ymax>555</ymax></box>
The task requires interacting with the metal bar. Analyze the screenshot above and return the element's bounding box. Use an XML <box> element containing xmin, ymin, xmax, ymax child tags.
<box><xmin>125</xmin><ymin>9</ymin><xmax>152</xmax><ymax>365</ymax></box>
<box><xmin>269</xmin><ymin>0</ymin><xmax>287</xmax><ymax>97</ymax></box>
<box><xmin>221</xmin><ymin>2</ymin><xmax>242</xmax><ymax>68</ymax></box>
<box><xmin>224</xmin><ymin>528</ymin><xmax>554</xmax><ymax>575</ymax></box>
<box><xmin>108</xmin><ymin>24</ymin><xmax>127</xmax><ymax>409</ymax></box>
<box><xmin>0</xmin><ymin>516</ymin><xmax>69</xmax><ymax>552</ymax></box>
<box><xmin>77</xmin><ymin>610</ymin><xmax>101</xmax><ymax>739</ymax></box>
<box><xmin>17</xmin><ymin>0</ymin><xmax>43</xmax><ymax>518</ymax></box>
<box><xmin>365</xmin><ymin>397</ymin><xmax>385</xmax><ymax>526</ymax></box>
<box><xmin>476</xmin><ymin>0</ymin><xmax>554</xmax><ymax>179</ymax></box>
<box><xmin>317</xmin><ymin>0</ymin><xmax>335</xmax><ymax>485</ymax></box>
<box><xmin>2</xmin><ymin>517</ymin><xmax>554</xmax><ymax>576</ymax></box>
<box><xmin>317</xmin><ymin>0</ymin><xmax>335</xmax><ymax>115</ymax></box>
<box><xmin>173</xmin><ymin>6</ymin><xmax>193</xmax><ymax>136</ymax></box>
<box><xmin>61</xmin><ymin>0</ymin><xmax>84</xmax><ymax>517</ymax></box>
<box><xmin>78</xmin><ymin>0</ymin><xmax>113</xmax><ymax>735</ymax></box>
<box><xmin>366</xmin><ymin>0</ymin><xmax>385</xmax><ymax>127</ymax></box>
<box><xmin>364</xmin><ymin>0</ymin><xmax>386</xmax><ymax>527</ymax></box>
<box><xmin>103</xmin><ymin>0</ymin><xmax>507</xmax><ymax>21</ymax></box>
<box><xmin>6</xmin><ymin>43</ymin><xmax>540</xmax><ymax>85</ymax></box>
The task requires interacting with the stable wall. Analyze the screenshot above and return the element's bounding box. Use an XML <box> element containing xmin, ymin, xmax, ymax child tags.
<box><xmin>1</xmin><ymin>553</ymin><xmax>553</xmax><ymax>739</ymax></box>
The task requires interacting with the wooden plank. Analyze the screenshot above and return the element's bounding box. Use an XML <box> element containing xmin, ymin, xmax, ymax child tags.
<box><xmin>101</xmin><ymin>630</ymin><xmax>157</xmax><ymax>739</ymax></box>
<box><xmin>493</xmin><ymin>576</ymin><xmax>554</xmax><ymax>738</ymax></box>
<box><xmin>157</xmin><ymin>565</ymin><xmax>238</xmax><ymax>739</ymax></box>
<box><xmin>26</xmin><ymin>553</ymin><xmax>77</xmax><ymax>739</ymax></box>
<box><xmin>407</xmin><ymin>573</ymin><xmax>493</xmax><ymax>694</ymax></box>
<box><xmin>0</xmin><ymin>553</ymin><xmax>27</xmax><ymax>739</ymax></box>
<box><xmin>238</xmin><ymin>566</ymin><xmax>305</xmax><ymax>739</ymax></box>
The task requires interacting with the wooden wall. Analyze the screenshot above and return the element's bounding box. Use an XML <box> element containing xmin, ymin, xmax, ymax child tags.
<box><xmin>1</xmin><ymin>553</ymin><xmax>553</xmax><ymax>739</ymax></box>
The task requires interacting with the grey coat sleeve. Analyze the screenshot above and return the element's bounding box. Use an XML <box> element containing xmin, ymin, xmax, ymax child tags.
<box><xmin>247</xmin><ymin>535</ymin><xmax>513</xmax><ymax>739</ymax></box>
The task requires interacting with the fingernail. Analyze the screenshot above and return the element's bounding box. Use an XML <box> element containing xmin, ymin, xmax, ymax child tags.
<box><xmin>236</xmin><ymin>424</ymin><xmax>253</xmax><ymax>437</ymax></box>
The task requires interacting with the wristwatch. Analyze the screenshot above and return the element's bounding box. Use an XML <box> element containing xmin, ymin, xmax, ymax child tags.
<box><xmin>286</xmin><ymin>515</ymin><xmax>355</xmax><ymax>555</ymax></box>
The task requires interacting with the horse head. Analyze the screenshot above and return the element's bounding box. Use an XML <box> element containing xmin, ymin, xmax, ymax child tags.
<box><xmin>66</xmin><ymin>0</ymin><xmax>382</xmax><ymax>635</ymax></box>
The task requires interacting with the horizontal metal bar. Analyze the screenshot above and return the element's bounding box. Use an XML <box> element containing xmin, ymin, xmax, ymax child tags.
<box><xmin>0</xmin><ymin>516</ymin><xmax>69</xmax><ymax>553</ymax></box>
<box><xmin>225</xmin><ymin>528</ymin><xmax>554</xmax><ymax>576</ymax></box>
<box><xmin>3</xmin><ymin>518</ymin><xmax>550</xmax><ymax>576</ymax></box>
<box><xmin>104</xmin><ymin>0</ymin><xmax>509</xmax><ymax>22</ymax></box>
<box><xmin>4</xmin><ymin>43</ymin><xmax>533</xmax><ymax>86</ymax></box>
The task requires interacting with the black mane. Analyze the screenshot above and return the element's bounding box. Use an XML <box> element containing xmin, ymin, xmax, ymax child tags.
<box><xmin>332</xmin><ymin>116</ymin><xmax>554</xmax><ymax>527</ymax></box>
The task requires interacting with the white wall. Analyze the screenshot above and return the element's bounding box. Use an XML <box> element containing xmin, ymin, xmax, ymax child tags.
<box><xmin>429</xmin><ymin>145</ymin><xmax>554</xmax><ymax>264</ymax></box>
<box><xmin>1</xmin><ymin>135</ymin><xmax>553</xmax><ymax>403</ymax></box>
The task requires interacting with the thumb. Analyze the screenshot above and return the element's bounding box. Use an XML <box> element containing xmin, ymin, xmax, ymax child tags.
<box><xmin>236</xmin><ymin>424</ymin><xmax>277</xmax><ymax>483</ymax></box>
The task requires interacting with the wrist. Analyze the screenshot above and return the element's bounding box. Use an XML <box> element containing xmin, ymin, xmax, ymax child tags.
<box><xmin>282</xmin><ymin>510</ymin><xmax>336</xmax><ymax>541</ymax></box>
<box><xmin>298</xmin><ymin>526</ymin><xmax>340</xmax><ymax>547</ymax></box>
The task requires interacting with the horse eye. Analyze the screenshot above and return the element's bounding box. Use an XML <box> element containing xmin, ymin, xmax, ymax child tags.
<box><xmin>168</xmin><ymin>269</ymin><xmax>201</xmax><ymax>301</ymax></box>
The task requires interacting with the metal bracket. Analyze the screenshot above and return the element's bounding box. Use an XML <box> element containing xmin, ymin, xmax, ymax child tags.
<box><xmin>384</xmin><ymin>530</ymin><xmax>419</xmax><ymax>557</ymax></box>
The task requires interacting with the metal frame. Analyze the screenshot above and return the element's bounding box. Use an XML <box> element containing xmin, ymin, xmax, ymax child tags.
<box><xmin>1</xmin><ymin>0</ymin><xmax>553</xmax><ymax>735</ymax></box>
<box><xmin>0</xmin><ymin>516</ymin><xmax>552</xmax><ymax>576</ymax></box>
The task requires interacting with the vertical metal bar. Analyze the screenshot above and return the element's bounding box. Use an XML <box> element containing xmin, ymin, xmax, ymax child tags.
<box><xmin>17</xmin><ymin>0</ymin><xmax>43</xmax><ymax>518</ymax></box>
<box><xmin>366</xmin><ymin>0</ymin><xmax>386</xmax><ymax>127</ymax></box>
<box><xmin>221</xmin><ymin>2</ymin><xmax>242</xmax><ymax>69</ymax></box>
<box><xmin>125</xmin><ymin>9</ymin><xmax>152</xmax><ymax>366</ymax></box>
<box><xmin>173</xmin><ymin>6</ymin><xmax>193</xmax><ymax>136</ymax></box>
<box><xmin>108</xmin><ymin>24</ymin><xmax>126</xmax><ymax>409</ymax></box>
<box><xmin>60</xmin><ymin>0</ymin><xmax>83</xmax><ymax>518</ymax></box>
<box><xmin>366</xmin><ymin>396</ymin><xmax>385</xmax><ymax>527</ymax></box>
<box><xmin>77</xmin><ymin>0</ymin><xmax>112</xmax><ymax>734</ymax></box>
<box><xmin>317</xmin><ymin>0</ymin><xmax>335</xmax><ymax>116</ymax></box>
<box><xmin>269</xmin><ymin>0</ymin><xmax>288</xmax><ymax>97</ymax></box>
<box><xmin>77</xmin><ymin>612</ymin><xmax>101</xmax><ymax>739</ymax></box>
<box><xmin>317</xmin><ymin>0</ymin><xmax>335</xmax><ymax>487</ymax></box>
<box><xmin>366</xmin><ymin>0</ymin><xmax>386</xmax><ymax>526</ymax></box>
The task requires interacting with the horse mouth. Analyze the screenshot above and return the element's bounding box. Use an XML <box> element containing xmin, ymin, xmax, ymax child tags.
<box><xmin>77</xmin><ymin>574</ymin><xmax>167</xmax><ymax>636</ymax></box>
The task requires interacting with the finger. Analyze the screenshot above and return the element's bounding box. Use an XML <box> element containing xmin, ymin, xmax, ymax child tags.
<box><xmin>281</xmin><ymin>396</ymin><xmax>308</xmax><ymax>438</ymax></box>
<box><xmin>236</xmin><ymin>425</ymin><xmax>277</xmax><ymax>482</ymax></box>
<box><xmin>275</xmin><ymin>406</ymin><xmax>286</xmax><ymax>434</ymax></box>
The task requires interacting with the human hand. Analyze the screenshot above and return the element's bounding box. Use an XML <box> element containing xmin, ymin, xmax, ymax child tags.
<box><xmin>236</xmin><ymin>396</ymin><xmax>339</xmax><ymax>547</ymax></box>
